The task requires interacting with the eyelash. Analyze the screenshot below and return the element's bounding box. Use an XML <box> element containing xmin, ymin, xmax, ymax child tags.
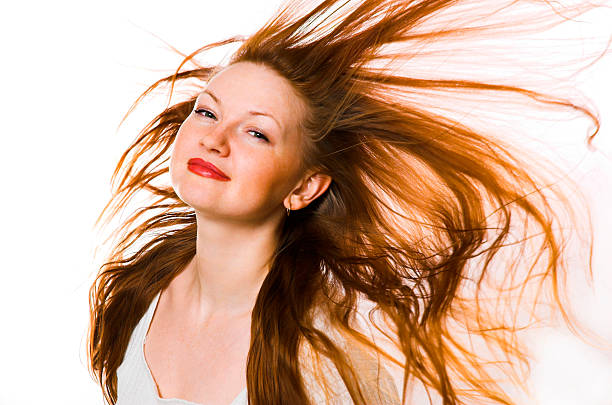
<box><xmin>193</xmin><ymin>108</ymin><xmax>270</xmax><ymax>143</ymax></box>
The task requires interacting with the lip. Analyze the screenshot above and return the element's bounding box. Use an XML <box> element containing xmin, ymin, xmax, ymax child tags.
<box><xmin>187</xmin><ymin>158</ymin><xmax>230</xmax><ymax>181</ymax></box>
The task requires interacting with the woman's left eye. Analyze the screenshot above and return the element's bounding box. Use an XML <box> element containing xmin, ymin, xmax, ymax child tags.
<box><xmin>248</xmin><ymin>130</ymin><xmax>269</xmax><ymax>142</ymax></box>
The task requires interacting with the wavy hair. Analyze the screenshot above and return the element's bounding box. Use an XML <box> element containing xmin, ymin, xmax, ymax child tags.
<box><xmin>87</xmin><ymin>0</ymin><xmax>610</xmax><ymax>404</ymax></box>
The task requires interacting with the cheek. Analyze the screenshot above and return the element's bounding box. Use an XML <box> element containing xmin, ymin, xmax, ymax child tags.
<box><xmin>235</xmin><ymin>152</ymin><xmax>293</xmax><ymax>200</ymax></box>
<box><xmin>261</xmin><ymin>152</ymin><xmax>296</xmax><ymax>200</ymax></box>
<box><xmin>172</xmin><ymin>121</ymin><xmax>192</xmax><ymax>152</ymax></box>
<box><xmin>169</xmin><ymin>126</ymin><xmax>193</xmax><ymax>189</ymax></box>
<box><xmin>169</xmin><ymin>147</ymin><xmax>179</xmax><ymax>186</ymax></box>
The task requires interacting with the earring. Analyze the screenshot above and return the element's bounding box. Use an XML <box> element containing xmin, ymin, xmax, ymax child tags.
<box><xmin>286</xmin><ymin>201</ymin><xmax>291</xmax><ymax>216</ymax></box>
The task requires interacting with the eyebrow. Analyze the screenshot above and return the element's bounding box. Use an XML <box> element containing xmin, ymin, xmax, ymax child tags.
<box><xmin>199</xmin><ymin>89</ymin><xmax>283</xmax><ymax>131</ymax></box>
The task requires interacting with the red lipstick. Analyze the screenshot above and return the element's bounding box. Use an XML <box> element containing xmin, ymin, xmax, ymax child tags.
<box><xmin>187</xmin><ymin>158</ymin><xmax>230</xmax><ymax>181</ymax></box>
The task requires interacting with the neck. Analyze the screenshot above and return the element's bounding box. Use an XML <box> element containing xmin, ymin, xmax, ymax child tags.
<box><xmin>167</xmin><ymin>210</ymin><xmax>282</xmax><ymax>320</ymax></box>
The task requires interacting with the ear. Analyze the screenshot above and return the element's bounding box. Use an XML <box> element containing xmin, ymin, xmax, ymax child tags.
<box><xmin>284</xmin><ymin>171</ymin><xmax>333</xmax><ymax>212</ymax></box>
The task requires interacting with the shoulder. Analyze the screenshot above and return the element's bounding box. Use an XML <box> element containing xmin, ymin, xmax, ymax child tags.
<box><xmin>298</xmin><ymin>296</ymin><xmax>404</xmax><ymax>404</ymax></box>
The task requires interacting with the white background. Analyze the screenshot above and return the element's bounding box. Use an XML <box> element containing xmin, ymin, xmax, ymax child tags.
<box><xmin>0</xmin><ymin>1</ymin><xmax>611</xmax><ymax>404</ymax></box>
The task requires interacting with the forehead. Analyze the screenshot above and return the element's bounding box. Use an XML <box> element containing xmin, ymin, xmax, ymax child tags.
<box><xmin>199</xmin><ymin>62</ymin><xmax>306</xmax><ymax>132</ymax></box>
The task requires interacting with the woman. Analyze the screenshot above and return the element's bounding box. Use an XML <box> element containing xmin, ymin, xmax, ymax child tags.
<box><xmin>87</xmin><ymin>0</ymin><xmax>610</xmax><ymax>404</ymax></box>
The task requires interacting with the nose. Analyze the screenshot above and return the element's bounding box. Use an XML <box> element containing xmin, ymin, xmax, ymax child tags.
<box><xmin>199</xmin><ymin>123</ymin><xmax>230</xmax><ymax>156</ymax></box>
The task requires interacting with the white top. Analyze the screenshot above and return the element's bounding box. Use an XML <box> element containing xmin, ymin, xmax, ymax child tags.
<box><xmin>117</xmin><ymin>291</ymin><xmax>403</xmax><ymax>405</ymax></box>
<box><xmin>116</xmin><ymin>292</ymin><xmax>248</xmax><ymax>405</ymax></box>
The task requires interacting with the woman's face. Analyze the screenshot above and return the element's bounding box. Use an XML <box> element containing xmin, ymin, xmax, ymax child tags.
<box><xmin>170</xmin><ymin>61</ymin><xmax>309</xmax><ymax>222</ymax></box>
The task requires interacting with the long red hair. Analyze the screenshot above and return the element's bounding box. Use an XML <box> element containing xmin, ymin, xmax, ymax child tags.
<box><xmin>88</xmin><ymin>0</ymin><xmax>610</xmax><ymax>404</ymax></box>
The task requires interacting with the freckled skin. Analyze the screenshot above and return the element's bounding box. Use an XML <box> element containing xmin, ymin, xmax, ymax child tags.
<box><xmin>169</xmin><ymin>61</ymin><xmax>308</xmax><ymax>224</ymax></box>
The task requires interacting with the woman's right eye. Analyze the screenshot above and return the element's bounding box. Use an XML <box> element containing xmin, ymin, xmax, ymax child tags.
<box><xmin>194</xmin><ymin>108</ymin><xmax>216</xmax><ymax>120</ymax></box>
